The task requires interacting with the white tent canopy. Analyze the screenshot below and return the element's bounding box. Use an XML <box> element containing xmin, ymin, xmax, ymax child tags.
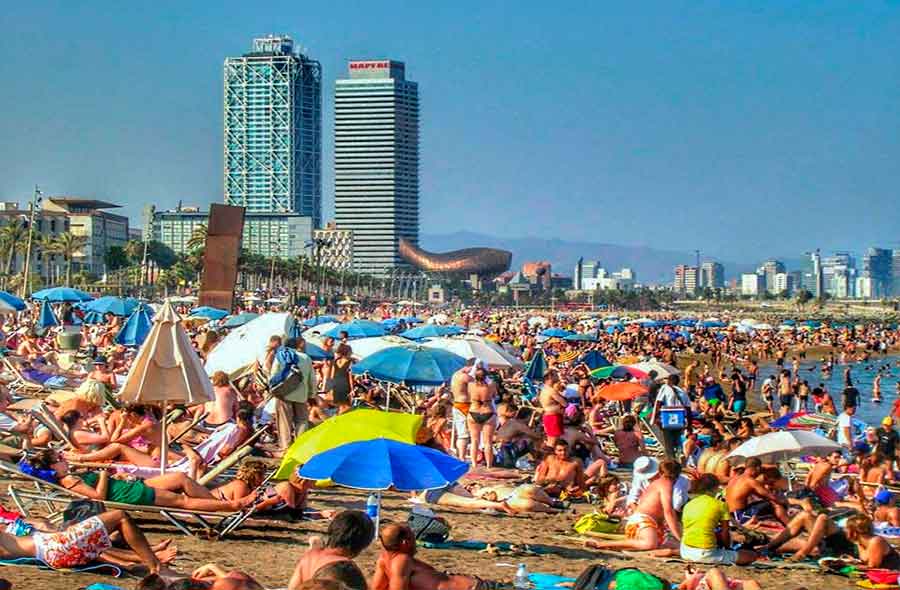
<box><xmin>348</xmin><ymin>335</ymin><xmax>411</xmax><ymax>360</ymax></box>
<box><xmin>204</xmin><ymin>312</ymin><xmax>297</xmax><ymax>377</ymax></box>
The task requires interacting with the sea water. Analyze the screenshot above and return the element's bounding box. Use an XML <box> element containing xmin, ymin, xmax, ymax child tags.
<box><xmin>757</xmin><ymin>354</ymin><xmax>900</xmax><ymax>426</ymax></box>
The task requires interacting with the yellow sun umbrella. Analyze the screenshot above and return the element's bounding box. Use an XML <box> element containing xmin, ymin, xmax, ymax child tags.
<box><xmin>274</xmin><ymin>408</ymin><xmax>422</xmax><ymax>479</ymax></box>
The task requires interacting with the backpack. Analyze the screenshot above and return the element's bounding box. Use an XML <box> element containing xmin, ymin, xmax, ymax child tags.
<box><xmin>573</xmin><ymin>566</ymin><xmax>667</xmax><ymax>590</ymax></box>
<box><xmin>270</xmin><ymin>364</ymin><xmax>303</xmax><ymax>400</ymax></box>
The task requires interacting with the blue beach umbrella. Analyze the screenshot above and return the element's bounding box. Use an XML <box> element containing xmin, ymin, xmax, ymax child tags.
<box><xmin>324</xmin><ymin>320</ymin><xmax>386</xmax><ymax>340</ymax></box>
<box><xmin>84</xmin><ymin>296</ymin><xmax>139</xmax><ymax>317</ymax></box>
<box><xmin>116</xmin><ymin>304</ymin><xmax>155</xmax><ymax>347</ymax></box>
<box><xmin>0</xmin><ymin>291</ymin><xmax>26</xmax><ymax>311</ymax></box>
<box><xmin>579</xmin><ymin>350</ymin><xmax>611</xmax><ymax>370</ymax></box>
<box><xmin>38</xmin><ymin>300</ymin><xmax>59</xmax><ymax>328</ymax></box>
<box><xmin>525</xmin><ymin>349</ymin><xmax>547</xmax><ymax>382</ymax></box>
<box><xmin>223</xmin><ymin>312</ymin><xmax>259</xmax><ymax>329</ymax></box>
<box><xmin>302</xmin><ymin>315</ymin><xmax>337</xmax><ymax>327</ymax></box>
<box><xmin>352</xmin><ymin>345</ymin><xmax>466</xmax><ymax>386</ymax></box>
<box><xmin>299</xmin><ymin>438</ymin><xmax>469</xmax><ymax>492</ymax></box>
<box><xmin>81</xmin><ymin>310</ymin><xmax>107</xmax><ymax>325</ymax></box>
<box><xmin>700</xmin><ymin>320</ymin><xmax>727</xmax><ymax>328</ymax></box>
<box><xmin>400</xmin><ymin>324</ymin><xmax>464</xmax><ymax>340</ymax></box>
<box><xmin>541</xmin><ymin>327</ymin><xmax>574</xmax><ymax>338</ymax></box>
<box><xmin>564</xmin><ymin>332</ymin><xmax>599</xmax><ymax>342</ymax></box>
<box><xmin>31</xmin><ymin>287</ymin><xmax>93</xmax><ymax>303</ymax></box>
<box><xmin>304</xmin><ymin>341</ymin><xmax>334</xmax><ymax>361</ymax></box>
<box><xmin>402</xmin><ymin>316</ymin><xmax>423</xmax><ymax>325</ymax></box>
<box><xmin>189</xmin><ymin>306</ymin><xmax>229</xmax><ymax>321</ymax></box>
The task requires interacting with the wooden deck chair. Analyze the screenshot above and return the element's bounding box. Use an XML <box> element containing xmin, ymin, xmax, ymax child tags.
<box><xmin>0</xmin><ymin>459</ymin><xmax>244</xmax><ymax>538</ymax></box>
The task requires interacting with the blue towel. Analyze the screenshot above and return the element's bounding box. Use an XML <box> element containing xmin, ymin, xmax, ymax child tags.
<box><xmin>529</xmin><ymin>573</ymin><xmax>574</xmax><ymax>588</ymax></box>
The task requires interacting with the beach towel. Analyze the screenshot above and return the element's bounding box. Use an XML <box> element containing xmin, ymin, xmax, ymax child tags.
<box><xmin>112</xmin><ymin>422</ymin><xmax>241</xmax><ymax>478</ymax></box>
<box><xmin>0</xmin><ymin>556</ymin><xmax>124</xmax><ymax>577</ymax></box>
<box><xmin>528</xmin><ymin>573</ymin><xmax>574</xmax><ymax>589</ymax></box>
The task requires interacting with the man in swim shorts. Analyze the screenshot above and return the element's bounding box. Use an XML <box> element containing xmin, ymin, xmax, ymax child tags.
<box><xmin>449</xmin><ymin>360</ymin><xmax>474</xmax><ymax>460</ymax></box>
<box><xmin>725</xmin><ymin>458</ymin><xmax>789</xmax><ymax>527</ymax></box>
<box><xmin>539</xmin><ymin>370</ymin><xmax>567</xmax><ymax>447</ymax></box>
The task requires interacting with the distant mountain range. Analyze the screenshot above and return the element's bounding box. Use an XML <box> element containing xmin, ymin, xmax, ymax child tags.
<box><xmin>420</xmin><ymin>231</ymin><xmax>798</xmax><ymax>284</ymax></box>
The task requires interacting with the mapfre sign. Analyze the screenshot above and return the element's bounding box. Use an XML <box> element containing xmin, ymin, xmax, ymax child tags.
<box><xmin>350</xmin><ymin>61</ymin><xmax>390</xmax><ymax>70</ymax></box>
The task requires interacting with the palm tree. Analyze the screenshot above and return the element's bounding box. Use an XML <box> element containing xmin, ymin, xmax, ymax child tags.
<box><xmin>47</xmin><ymin>232</ymin><xmax>88</xmax><ymax>286</ymax></box>
<box><xmin>0</xmin><ymin>220</ymin><xmax>27</xmax><ymax>276</ymax></box>
<box><xmin>124</xmin><ymin>239</ymin><xmax>145</xmax><ymax>266</ymax></box>
<box><xmin>186</xmin><ymin>224</ymin><xmax>208</xmax><ymax>251</ymax></box>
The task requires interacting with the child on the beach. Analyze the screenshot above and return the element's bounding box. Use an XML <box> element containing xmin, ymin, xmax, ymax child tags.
<box><xmin>679</xmin><ymin>566</ymin><xmax>760</xmax><ymax>590</ymax></box>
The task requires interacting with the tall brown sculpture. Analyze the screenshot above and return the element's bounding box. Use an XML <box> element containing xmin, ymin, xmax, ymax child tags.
<box><xmin>199</xmin><ymin>204</ymin><xmax>245</xmax><ymax>311</ymax></box>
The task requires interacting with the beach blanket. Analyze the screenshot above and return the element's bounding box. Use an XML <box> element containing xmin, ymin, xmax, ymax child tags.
<box><xmin>529</xmin><ymin>573</ymin><xmax>574</xmax><ymax>589</ymax></box>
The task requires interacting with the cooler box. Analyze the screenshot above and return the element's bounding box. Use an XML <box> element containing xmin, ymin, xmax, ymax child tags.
<box><xmin>660</xmin><ymin>407</ymin><xmax>687</xmax><ymax>430</ymax></box>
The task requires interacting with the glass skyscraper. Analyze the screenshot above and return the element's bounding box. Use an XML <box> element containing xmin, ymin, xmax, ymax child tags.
<box><xmin>334</xmin><ymin>60</ymin><xmax>419</xmax><ymax>275</ymax></box>
<box><xmin>224</xmin><ymin>36</ymin><xmax>322</xmax><ymax>227</ymax></box>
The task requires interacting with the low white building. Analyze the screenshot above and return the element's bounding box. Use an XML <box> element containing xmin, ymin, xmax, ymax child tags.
<box><xmin>741</xmin><ymin>273</ymin><xmax>764</xmax><ymax>297</ymax></box>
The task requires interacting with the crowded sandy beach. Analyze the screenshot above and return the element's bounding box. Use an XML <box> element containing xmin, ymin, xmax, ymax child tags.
<box><xmin>0</xmin><ymin>291</ymin><xmax>897</xmax><ymax>590</ymax></box>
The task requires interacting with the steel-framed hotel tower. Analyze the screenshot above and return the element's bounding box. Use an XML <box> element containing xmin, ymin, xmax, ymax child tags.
<box><xmin>224</xmin><ymin>36</ymin><xmax>322</xmax><ymax>227</ymax></box>
<box><xmin>334</xmin><ymin>60</ymin><xmax>419</xmax><ymax>276</ymax></box>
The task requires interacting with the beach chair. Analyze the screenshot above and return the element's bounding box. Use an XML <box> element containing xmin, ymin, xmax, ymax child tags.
<box><xmin>0</xmin><ymin>459</ymin><xmax>247</xmax><ymax>538</ymax></box>
<box><xmin>1</xmin><ymin>356</ymin><xmax>50</xmax><ymax>397</ymax></box>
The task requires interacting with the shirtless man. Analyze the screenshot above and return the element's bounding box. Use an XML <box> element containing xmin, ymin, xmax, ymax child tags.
<box><xmin>372</xmin><ymin>523</ymin><xmax>482</xmax><ymax>590</ymax></box>
<box><xmin>585</xmin><ymin>459</ymin><xmax>682</xmax><ymax>554</ymax></box>
<box><xmin>534</xmin><ymin>440</ymin><xmax>585</xmax><ymax>498</ymax></box>
<box><xmin>87</xmin><ymin>357</ymin><xmax>118</xmax><ymax>391</ymax></box>
<box><xmin>725</xmin><ymin>457</ymin><xmax>790</xmax><ymax>528</ymax></box>
<box><xmin>467</xmin><ymin>363</ymin><xmax>497</xmax><ymax>468</ymax></box>
<box><xmin>288</xmin><ymin>510</ymin><xmax>374</xmax><ymax>590</ymax></box>
<box><xmin>449</xmin><ymin>359</ymin><xmax>474</xmax><ymax>460</ymax></box>
<box><xmin>539</xmin><ymin>370</ymin><xmax>568</xmax><ymax>448</ymax></box>
<box><xmin>804</xmin><ymin>450</ymin><xmax>845</xmax><ymax>508</ymax></box>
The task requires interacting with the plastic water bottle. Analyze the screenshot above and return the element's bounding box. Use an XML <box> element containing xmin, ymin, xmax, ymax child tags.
<box><xmin>366</xmin><ymin>493</ymin><xmax>379</xmax><ymax>519</ymax></box>
<box><xmin>514</xmin><ymin>563</ymin><xmax>529</xmax><ymax>589</ymax></box>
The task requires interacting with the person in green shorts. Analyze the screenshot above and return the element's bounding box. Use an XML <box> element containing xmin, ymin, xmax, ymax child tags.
<box><xmin>27</xmin><ymin>450</ymin><xmax>246</xmax><ymax>512</ymax></box>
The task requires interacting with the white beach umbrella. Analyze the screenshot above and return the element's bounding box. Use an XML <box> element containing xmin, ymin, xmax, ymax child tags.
<box><xmin>427</xmin><ymin>313</ymin><xmax>449</xmax><ymax>325</ymax></box>
<box><xmin>628</xmin><ymin>360</ymin><xmax>680</xmax><ymax>378</ymax></box>
<box><xmin>422</xmin><ymin>336</ymin><xmax>524</xmax><ymax>370</ymax></box>
<box><xmin>204</xmin><ymin>312</ymin><xmax>297</xmax><ymax>378</ymax></box>
<box><xmin>726</xmin><ymin>430</ymin><xmax>840</xmax><ymax>464</ymax></box>
<box><xmin>349</xmin><ymin>335</ymin><xmax>411</xmax><ymax>360</ymax></box>
<box><xmin>118</xmin><ymin>301</ymin><xmax>213</xmax><ymax>473</ymax></box>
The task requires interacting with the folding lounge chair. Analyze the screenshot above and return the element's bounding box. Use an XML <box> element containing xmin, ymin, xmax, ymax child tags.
<box><xmin>1</xmin><ymin>356</ymin><xmax>50</xmax><ymax>397</ymax></box>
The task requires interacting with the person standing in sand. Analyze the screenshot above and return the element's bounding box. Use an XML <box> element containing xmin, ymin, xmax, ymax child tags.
<box><xmin>467</xmin><ymin>362</ymin><xmax>497</xmax><ymax>468</ymax></box>
<box><xmin>450</xmin><ymin>359</ymin><xmax>474</xmax><ymax>461</ymax></box>
<box><xmin>539</xmin><ymin>370</ymin><xmax>568</xmax><ymax>448</ymax></box>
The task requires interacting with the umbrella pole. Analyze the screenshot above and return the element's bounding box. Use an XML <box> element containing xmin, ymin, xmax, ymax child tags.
<box><xmin>161</xmin><ymin>400</ymin><xmax>168</xmax><ymax>475</ymax></box>
<box><xmin>385</xmin><ymin>386</ymin><xmax>391</xmax><ymax>412</ymax></box>
<box><xmin>376</xmin><ymin>491</ymin><xmax>382</xmax><ymax>533</ymax></box>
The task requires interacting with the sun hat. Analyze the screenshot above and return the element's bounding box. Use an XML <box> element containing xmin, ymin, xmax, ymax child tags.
<box><xmin>883</xmin><ymin>417</ymin><xmax>894</xmax><ymax>427</ymax></box>
<box><xmin>633</xmin><ymin>456</ymin><xmax>659</xmax><ymax>479</ymax></box>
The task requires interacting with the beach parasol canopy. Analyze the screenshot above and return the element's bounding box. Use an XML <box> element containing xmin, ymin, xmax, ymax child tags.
<box><xmin>37</xmin><ymin>300</ymin><xmax>59</xmax><ymax>328</ymax></box>
<box><xmin>628</xmin><ymin>360</ymin><xmax>680</xmax><ymax>379</ymax></box>
<box><xmin>118</xmin><ymin>301</ymin><xmax>213</xmax><ymax>473</ymax></box>
<box><xmin>84</xmin><ymin>296</ymin><xmax>139</xmax><ymax>317</ymax></box>
<box><xmin>564</xmin><ymin>332</ymin><xmax>599</xmax><ymax>342</ymax></box>
<box><xmin>0</xmin><ymin>291</ymin><xmax>26</xmax><ymax>311</ymax></box>
<box><xmin>337</xmin><ymin>299</ymin><xmax>359</xmax><ymax>306</ymax></box>
<box><xmin>302</xmin><ymin>315</ymin><xmax>337</xmax><ymax>327</ymax></box>
<box><xmin>300</xmin><ymin>438</ymin><xmax>468</xmax><ymax>491</ymax></box>
<box><xmin>115</xmin><ymin>304</ymin><xmax>155</xmax><ymax>347</ymax></box>
<box><xmin>324</xmin><ymin>320</ymin><xmax>386</xmax><ymax>340</ymax></box>
<box><xmin>524</xmin><ymin>350</ymin><xmax>547</xmax><ymax>382</ymax></box>
<box><xmin>274</xmin><ymin>408</ymin><xmax>421</xmax><ymax>479</ymax></box>
<box><xmin>541</xmin><ymin>327</ymin><xmax>573</xmax><ymax>338</ymax></box>
<box><xmin>421</xmin><ymin>336</ymin><xmax>523</xmax><ymax>370</ymax></box>
<box><xmin>204</xmin><ymin>312</ymin><xmax>297</xmax><ymax>378</ymax></box>
<box><xmin>726</xmin><ymin>430</ymin><xmax>840</xmax><ymax>464</ymax></box>
<box><xmin>596</xmin><ymin>381</ymin><xmax>649</xmax><ymax>401</ymax></box>
<box><xmin>31</xmin><ymin>287</ymin><xmax>93</xmax><ymax>302</ymax></box>
<box><xmin>304</xmin><ymin>341</ymin><xmax>334</xmax><ymax>361</ymax></box>
<box><xmin>400</xmin><ymin>324</ymin><xmax>464</xmax><ymax>340</ymax></box>
<box><xmin>344</xmin><ymin>335</ymin><xmax>411</xmax><ymax>360</ymax></box>
<box><xmin>81</xmin><ymin>310</ymin><xmax>107</xmax><ymax>325</ymax></box>
<box><xmin>427</xmin><ymin>313</ymin><xmax>449</xmax><ymax>325</ymax></box>
<box><xmin>352</xmin><ymin>344</ymin><xmax>467</xmax><ymax>386</ymax></box>
<box><xmin>222</xmin><ymin>312</ymin><xmax>259</xmax><ymax>329</ymax></box>
<box><xmin>167</xmin><ymin>295</ymin><xmax>198</xmax><ymax>305</ymax></box>
<box><xmin>579</xmin><ymin>350</ymin><xmax>611</xmax><ymax>370</ymax></box>
<box><xmin>590</xmin><ymin>365</ymin><xmax>648</xmax><ymax>380</ymax></box>
<box><xmin>189</xmin><ymin>306</ymin><xmax>229</xmax><ymax>321</ymax></box>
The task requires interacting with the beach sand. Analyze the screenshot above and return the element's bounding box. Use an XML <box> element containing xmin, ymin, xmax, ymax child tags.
<box><xmin>1</xmin><ymin>487</ymin><xmax>855</xmax><ymax>590</ymax></box>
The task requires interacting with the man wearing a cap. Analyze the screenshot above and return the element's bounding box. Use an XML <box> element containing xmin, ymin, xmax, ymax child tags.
<box><xmin>876</xmin><ymin>417</ymin><xmax>899</xmax><ymax>466</ymax></box>
<box><xmin>586</xmin><ymin>457</ymin><xmax>681</xmax><ymax>554</ymax></box>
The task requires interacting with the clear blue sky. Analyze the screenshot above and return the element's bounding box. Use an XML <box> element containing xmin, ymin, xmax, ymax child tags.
<box><xmin>1</xmin><ymin>2</ymin><xmax>897</xmax><ymax>261</ymax></box>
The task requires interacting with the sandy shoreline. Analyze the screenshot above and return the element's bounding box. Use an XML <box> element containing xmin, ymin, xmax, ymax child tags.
<box><xmin>0</xmin><ymin>487</ymin><xmax>856</xmax><ymax>590</ymax></box>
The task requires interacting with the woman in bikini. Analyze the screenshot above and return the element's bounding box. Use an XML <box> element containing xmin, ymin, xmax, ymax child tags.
<box><xmin>466</xmin><ymin>365</ymin><xmax>497</xmax><ymax>468</ymax></box>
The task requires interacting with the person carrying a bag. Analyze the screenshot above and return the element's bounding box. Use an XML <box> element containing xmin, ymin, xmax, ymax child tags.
<box><xmin>265</xmin><ymin>335</ymin><xmax>317</xmax><ymax>450</ymax></box>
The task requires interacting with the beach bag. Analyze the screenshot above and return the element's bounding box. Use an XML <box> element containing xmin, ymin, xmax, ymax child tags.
<box><xmin>407</xmin><ymin>509</ymin><xmax>451</xmax><ymax>543</ymax></box>
<box><xmin>62</xmin><ymin>499</ymin><xmax>106</xmax><ymax>529</ymax></box>
<box><xmin>574</xmin><ymin>566</ymin><xmax>667</xmax><ymax>590</ymax></box>
<box><xmin>270</xmin><ymin>364</ymin><xmax>303</xmax><ymax>400</ymax></box>
<box><xmin>573</xmin><ymin>512</ymin><xmax>620</xmax><ymax>535</ymax></box>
